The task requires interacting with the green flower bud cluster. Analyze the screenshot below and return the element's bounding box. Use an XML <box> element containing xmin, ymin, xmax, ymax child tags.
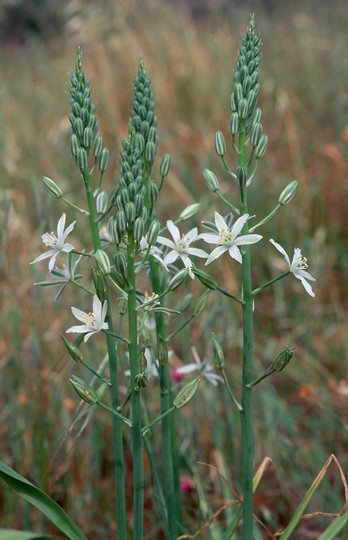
<box><xmin>131</xmin><ymin>60</ymin><xmax>158</xmax><ymax>166</ymax></box>
<box><xmin>230</xmin><ymin>17</ymin><xmax>265</xmax><ymax>141</ymax></box>
<box><xmin>69</xmin><ymin>48</ymin><xmax>108</xmax><ymax>173</ymax></box>
<box><xmin>112</xmin><ymin>135</ymin><xmax>148</xmax><ymax>243</ymax></box>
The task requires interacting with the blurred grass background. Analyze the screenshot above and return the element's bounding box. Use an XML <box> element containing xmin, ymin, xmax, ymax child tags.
<box><xmin>0</xmin><ymin>0</ymin><xmax>347</xmax><ymax>538</ymax></box>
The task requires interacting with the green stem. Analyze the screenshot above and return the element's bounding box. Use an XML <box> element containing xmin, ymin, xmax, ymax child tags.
<box><xmin>81</xmin><ymin>359</ymin><xmax>111</xmax><ymax>385</ymax></box>
<box><xmin>103</xmin><ymin>329</ymin><xmax>129</xmax><ymax>344</ymax></box>
<box><xmin>217</xmin><ymin>286</ymin><xmax>244</xmax><ymax>305</ymax></box>
<box><xmin>62</xmin><ymin>195</ymin><xmax>89</xmax><ymax>215</ymax></box>
<box><xmin>247</xmin><ymin>367</ymin><xmax>276</xmax><ymax>389</ymax></box>
<box><xmin>249</xmin><ymin>203</ymin><xmax>281</xmax><ymax>232</ymax></box>
<box><xmin>239</xmin><ymin>129</ymin><xmax>254</xmax><ymax>540</ymax></box>
<box><xmin>82</xmin><ymin>168</ymin><xmax>127</xmax><ymax>540</ymax></box>
<box><xmin>216</xmin><ymin>190</ymin><xmax>240</xmax><ymax>214</ymax></box>
<box><xmin>252</xmin><ymin>271</ymin><xmax>290</xmax><ymax>296</ymax></box>
<box><xmin>71</xmin><ymin>280</ymin><xmax>94</xmax><ymax>295</ymax></box>
<box><xmin>166</xmin><ymin>315</ymin><xmax>194</xmax><ymax>341</ymax></box>
<box><xmin>127</xmin><ymin>231</ymin><xmax>144</xmax><ymax>539</ymax></box>
<box><xmin>142</xmin><ymin>405</ymin><xmax>175</xmax><ymax>436</ymax></box>
<box><xmin>97</xmin><ymin>400</ymin><xmax>132</xmax><ymax>427</ymax></box>
<box><xmin>150</xmin><ymin>257</ymin><xmax>178</xmax><ymax>540</ymax></box>
<box><xmin>220</xmin><ymin>368</ymin><xmax>242</xmax><ymax>411</ymax></box>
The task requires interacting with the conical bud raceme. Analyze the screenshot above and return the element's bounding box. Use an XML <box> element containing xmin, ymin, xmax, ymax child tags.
<box><xmin>69</xmin><ymin>48</ymin><xmax>108</xmax><ymax>174</ymax></box>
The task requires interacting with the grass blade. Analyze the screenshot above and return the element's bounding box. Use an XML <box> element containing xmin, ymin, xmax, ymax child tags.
<box><xmin>0</xmin><ymin>531</ymin><xmax>58</xmax><ymax>540</ymax></box>
<box><xmin>0</xmin><ymin>461</ymin><xmax>88</xmax><ymax>540</ymax></box>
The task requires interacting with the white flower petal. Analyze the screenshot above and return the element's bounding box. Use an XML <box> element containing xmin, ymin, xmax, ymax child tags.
<box><xmin>199</xmin><ymin>233</ymin><xmax>220</xmax><ymax>245</ymax></box>
<box><xmin>187</xmin><ymin>247</ymin><xmax>208</xmax><ymax>258</ymax></box>
<box><xmin>176</xmin><ymin>363</ymin><xmax>198</xmax><ymax>375</ymax></box>
<box><xmin>234</xmin><ymin>234</ymin><xmax>262</xmax><ymax>246</ymax></box>
<box><xmin>269</xmin><ymin>239</ymin><xmax>291</xmax><ymax>266</ymax></box>
<box><xmin>167</xmin><ymin>220</ymin><xmax>181</xmax><ymax>243</ymax></box>
<box><xmin>228</xmin><ymin>245</ymin><xmax>242</xmax><ymax>263</ymax></box>
<box><xmin>66</xmin><ymin>324</ymin><xmax>89</xmax><ymax>334</ymax></box>
<box><xmin>48</xmin><ymin>252</ymin><xmax>59</xmax><ymax>272</ymax></box>
<box><xmin>30</xmin><ymin>251</ymin><xmax>55</xmax><ymax>265</ymax></box>
<box><xmin>231</xmin><ymin>214</ymin><xmax>249</xmax><ymax>240</ymax></box>
<box><xmin>163</xmin><ymin>250</ymin><xmax>179</xmax><ymax>266</ymax></box>
<box><xmin>57</xmin><ymin>213</ymin><xmax>66</xmax><ymax>238</ymax></box>
<box><xmin>297</xmin><ymin>276</ymin><xmax>315</xmax><ymax>297</ymax></box>
<box><xmin>71</xmin><ymin>307</ymin><xmax>88</xmax><ymax>322</ymax></box>
<box><xmin>214</xmin><ymin>212</ymin><xmax>229</xmax><ymax>232</ymax></box>
<box><xmin>157</xmin><ymin>236</ymin><xmax>176</xmax><ymax>249</ymax></box>
<box><xmin>183</xmin><ymin>227</ymin><xmax>198</xmax><ymax>245</ymax></box>
<box><xmin>295</xmin><ymin>269</ymin><xmax>316</xmax><ymax>282</ymax></box>
<box><xmin>63</xmin><ymin>221</ymin><xmax>76</xmax><ymax>238</ymax></box>
<box><xmin>205</xmin><ymin>245</ymin><xmax>227</xmax><ymax>265</ymax></box>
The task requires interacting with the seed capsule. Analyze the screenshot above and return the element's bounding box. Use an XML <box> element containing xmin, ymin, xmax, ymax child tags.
<box><xmin>192</xmin><ymin>268</ymin><xmax>218</xmax><ymax>290</ymax></box>
<box><xmin>272</xmin><ymin>347</ymin><xmax>295</xmax><ymax>371</ymax></box>
<box><xmin>173</xmin><ymin>377</ymin><xmax>200</xmax><ymax>409</ymax></box>
<box><xmin>70</xmin><ymin>376</ymin><xmax>99</xmax><ymax>405</ymax></box>
<box><xmin>61</xmin><ymin>335</ymin><xmax>83</xmax><ymax>363</ymax></box>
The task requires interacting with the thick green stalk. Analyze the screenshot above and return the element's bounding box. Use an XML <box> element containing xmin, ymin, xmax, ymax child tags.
<box><xmin>149</xmin><ymin>257</ymin><xmax>178</xmax><ymax>539</ymax></box>
<box><xmin>127</xmin><ymin>231</ymin><xmax>144</xmax><ymax>539</ymax></box>
<box><xmin>238</xmin><ymin>132</ymin><xmax>254</xmax><ymax>540</ymax></box>
<box><xmin>82</xmin><ymin>169</ymin><xmax>127</xmax><ymax>539</ymax></box>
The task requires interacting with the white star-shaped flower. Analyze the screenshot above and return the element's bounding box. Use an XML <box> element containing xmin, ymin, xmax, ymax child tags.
<box><xmin>66</xmin><ymin>295</ymin><xmax>108</xmax><ymax>342</ymax></box>
<box><xmin>175</xmin><ymin>347</ymin><xmax>223</xmax><ymax>386</ymax></box>
<box><xmin>270</xmin><ymin>239</ymin><xmax>316</xmax><ymax>297</ymax></box>
<box><xmin>200</xmin><ymin>212</ymin><xmax>262</xmax><ymax>265</ymax></box>
<box><xmin>31</xmin><ymin>213</ymin><xmax>76</xmax><ymax>271</ymax></box>
<box><xmin>157</xmin><ymin>221</ymin><xmax>208</xmax><ymax>278</ymax></box>
<box><xmin>139</xmin><ymin>235</ymin><xmax>164</xmax><ymax>265</ymax></box>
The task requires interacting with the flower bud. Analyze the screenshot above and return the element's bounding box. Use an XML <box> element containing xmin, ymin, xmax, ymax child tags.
<box><xmin>134</xmin><ymin>217</ymin><xmax>144</xmax><ymax>242</ymax></box>
<box><xmin>214</xmin><ymin>130</ymin><xmax>226</xmax><ymax>157</ymax></box>
<box><xmin>95</xmin><ymin>249</ymin><xmax>111</xmax><ymax>275</ymax></box>
<box><xmin>61</xmin><ymin>335</ymin><xmax>83</xmax><ymax>363</ymax></box>
<box><xmin>140</xmin><ymin>120</ymin><xmax>149</xmax><ymax>138</ymax></box>
<box><xmin>42</xmin><ymin>176</ymin><xmax>63</xmax><ymax>199</ymax></box>
<box><xmin>251</xmin><ymin>107</ymin><xmax>262</xmax><ymax>126</ymax></box>
<box><xmin>203</xmin><ymin>169</ymin><xmax>219</xmax><ymax>192</ymax></box>
<box><xmin>93</xmin><ymin>135</ymin><xmax>104</xmax><ymax>158</ymax></box>
<box><xmin>112</xmin><ymin>221</ymin><xmax>121</xmax><ymax>245</ymax></box>
<box><xmin>70</xmin><ymin>376</ymin><xmax>98</xmax><ymax>405</ymax></box>
<box><xmin>135</xmin><ymin>372</ymin><xmax>148</xmax><ymax>389</ymax></box>
<box><xmin>148</xmin><ymin>126</ymin><xmax>158</xmax><ymax>144</ymax></box>
<box><xmin>229</xmin><ymin>112</ymin><xmax>239</xmax><ymax>135</ymax></box>
<box><xmin>114</xmin><ymin>251</ymin><xmax>127</xmax><ymax>276</ymax></box>
<box><xmin>158</xmin><ymin>339</ymin><xmax>169</xmax><ymax>366</ymax></box>
<box><xmin>134</xmin><ymin>133</ymin><xmax>145</xmax><ymax>153</ymax></box>
<box><xmin>77</xmin><ymin>148</ymin><xmax>88</xmax><ymax>171</ymax></box>
<box><xmin>125</xmin><ymin>202</ymin><xmax>137</xmax><ymax>224</ymax></box>
<box><xmin>255</xmin><ymin>133</ymin><xmax>268</xmax><ymax>159</ymax></box>
<box><xmin>236</xmin><ymin>166</ymin><xmax>247</xmax><ymax>187</ymax></box>
<box><xmin>192</xmin><ymin>268</ymin><xmax>218</xmax><ymax>290</ymax></box>
<box><xmin>73</xmin><ymin>117</ymin><xmax>84</xmax><ymax>138</ymax></box>
<box><xmin>179</xmin><ymin>203</ymin><xmax>200</xmax><ymax>221</ymax></box>
<box><xmin>160</xmin><ymin>154</ymin><xmax>171</xmax><ymax>177</ymax></box>
<box><xmin>193</xmin><ymin>291</ymin><xmax>210</xmax><ymax>318</ymax></box>
<box><xmin>93</xmin><ymin>268</ymin><xmax>108</xmax><ymax>302</ymax></box>
<box><xmin>145</xmin><ymin>141</ymin><xmax>156</xmax><ymax>163</ymax></box>
<box><xmin>168</xmin><ymin>268</ymin><xmax>189</xmax><ymax>291</ymax></box>
<box><xmin>176</xmin><ymin>293</ymin><xmax>194</xmax><ymax>313</ymax></box>
<box><xmin>173</xmin><ymin>377</ymin><xmax>200</xmax><ymax>408</ymax></box>
<box><xmin>83</xmin><ymin>127</ymin><xmax>94</xmax><ymax>148</ymax></box>
<box><xmin>230</xmin><ymin>92</ymin><xmax>237</xmax><ymax>112</ymax></box>
<box><xmin>238</xmin><ymin>98</ymin><xmax>248</xmax><ymax>119</ymax></box>
<box><xmin>148</xmin><ymin>181</ymin><xmax>158</xmax><ymax>205</ymax></box>
<box><xmin>99</xmin><ymin>147</ymin><xmax>109</xmax><ymax>173</ymax></box>
<box><xmin>70</xmin><ymin>134</ymin><xmax>80</xmax><ymax>157</ymax></box>
<box><xmin>250</xmin><ymin>122</ymin><xmax>262</xmax><ymax>147</ymax></box>
<box><xmin>211</xmin><ymin>333</ymin><xmax>224</xmax><ymax>368</ymax></box>
<box><xmin>117</xmin><ymin>298</ymin><xmax>128</xmax><ymax>315</ymax></box>
<box><xmin>278</xmin><ymin>180</ymin><xmax>298</xmax><ymax>206</ymax></box>
<box><xmin>272</xmin><ymin>346</ymin><xmax>295</xmax><ymax>372</ymax></box>
<box><xmin>116</xmin><ymin>210</ymin><xmax>127</xmax><ymax>233</ymax></box>
<box><xmin>235</xmin><ymin>83</ymin><xmax>243</xmax><ymax>102</ymax></box>
<box><xmin>96</xmin><ymin>191</ymin><xmax>108</xmax><ymax>215</ymax></box>
<box><xmin>147</xmin><ymin>220</ymin><xmax>160</xmax><ymax>245</ymax></box>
